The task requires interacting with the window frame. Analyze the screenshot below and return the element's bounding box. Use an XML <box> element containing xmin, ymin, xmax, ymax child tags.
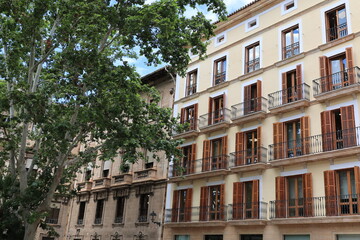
<box><xmin>213</xmin><ymin>57</ymin><xmax>227</xmax><ymax>86</ymax></box>
<box><xmin>186</xmin><ymin>69</ymin><xmax>197</xmax><ymax>96</ymax></box>
<box><xmin>325</xmin><ymin>4</ymin><xmax>348</xmax><ymax>42</ymax></box>
<box><xmin>138</xmin><ymin>193</ymin><xmax>150</xmax><ymax>222</ymax></box>
<box><xmin>282</xmin><ymin>25</ymin><xmax>300</xmax><ymax>59</ymax></box>
<box><xmin>245</xmin><ymin>42</ymin><xmax>260</xmax><ymax>74</ymax></box>
<box><xmin>94</xmin><ymin>199</ymin><xmax>105</xmax><ymax>224</ymax></box>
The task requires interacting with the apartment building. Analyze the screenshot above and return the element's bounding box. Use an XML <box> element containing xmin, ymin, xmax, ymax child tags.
<box><xmin>36</xmin><ymin>67</ymin><xmax>175</xmax><ymax>240</ymax></box>
<box><xmin>165</xmin><ymin>0</ymin><xmax>360</xmax><ymax>240</ymax></box>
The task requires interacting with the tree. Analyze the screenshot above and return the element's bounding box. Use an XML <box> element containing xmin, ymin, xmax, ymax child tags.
<box><xmin>0</xmin><ymin>0</ymin><xmax>226</xmax><ymax>239</ymax></box>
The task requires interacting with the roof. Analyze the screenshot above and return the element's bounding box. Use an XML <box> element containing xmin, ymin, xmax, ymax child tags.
<box><xmin>141</xmin><ymin>66</ymin><xmax>174</xmax><ymax>86</ymax></box>
<box><xmin>214</xmin><ymin>0</ymin><xmax>262</xmax><ymax>24</ymax></box>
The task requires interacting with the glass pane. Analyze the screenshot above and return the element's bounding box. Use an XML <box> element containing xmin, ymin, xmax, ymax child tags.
<box><xmin>255</xmin><ymin>45</ymin><xmax>260</xmax><ymax>59</ymax></box>
<box><xmin>298</xmin><ymin>176</ymin><xmax>303</xmax><ymax>198</ymax></box>
<box><xmin>284</xmin><ymin>235</ymin><xmax>310</xmax><ymax>240</ymax></box>
<box><xmin>339</xmin><ymin>171</ymin><xmax>349</xmax><ymax>196</ymax></box>
<box><xmin>288</xmin><ymin>178</ymin><xmax>296</xmax><ymax>200</ymax></box>
<box><xmin>175</xmin><ymin>235</ymin><xmax>190</xmax><ymax>240</ymax></box>
<box><xmin>338</xmin><ymin>8</ymin><xmax>347</xmax><ymax>25</ymax></box>
<box><xmin>293</xmin><ymin>28</ymin><xmax>299</xmax><ymax>43</ymax></box>
<box><xmin>287</xmin><ymin>123</ymin><xmax>294</xmax><ymax>146</ymax></box>
<box><xmin>245</xmin><ymin>182</ymin><xmax>253</xmax><ymax>204</ymax></box>
<box><xmin>337</xmin><ymin>235</ymin><xmax>360</xmax><ymax>240</ymax></box>
<box><xmin>350</xmin><ymin>170</ymin><xmax>356</xmax><ymax>196</ymax></box>
<box><xmin>285</xmin><ymin>31</ymin><xmax>291</xmax><ymax>46</ymax></box>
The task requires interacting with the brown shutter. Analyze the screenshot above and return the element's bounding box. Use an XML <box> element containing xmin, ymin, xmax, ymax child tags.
<box><xmin>275</xmin><ymin>176</ymin><xmax>286</xmax><ymax>218</ymax></box>
<box><xmin>354</xmin><ymin>166</ymin><xmax>360</xmax><ymax>212</ymax></box>
<box><xmin>220</xmin><ymin>184</ymin><xmax>225</xmax><ymax>220</ymax></box>
<box><xmin>256</xmin><ymin>80</ymin><xmax>262</xmax><ymax>111</ymax></box>
<box><xmin>300</xmin><ymin>116</ymin><xmax>310</xmax><ymax>154</ymax></box>
<box><xmin>321</xmin><ymin>111</ymin><xmax>333</xmax><ymax>151</ymax></box>
<box><xmin>345</xmin><ymin>47</ymin><xmax>355</xmax><ymax>84</ymax></box>
<box><xmin>208</xmin><ymin>97</ymin><xmax>213</xmax><ymax>125</ymax></box>
<box><xmin>221</xmin><ymin>136</ymin><xmax>228</xmax><ymax>169</ymax></box>
<box><xmin>257</xmin><ymin>126</ymin><xmax>262</xmax><ymax>163</ymax></box>
<box><xmin>233</xmin><ymin>182</ymin><xmax>244</xmax><ymax>220</ymax></box>
<box><xmin>303</xmin><ymin>173</ymin><xmax>313</xmax><ymax>217</ymax></box>
<box><xmin>319</xmin><ymin>56</ymin><xmax>329</xmax><ymax>92</ymax></box>
<box><xmin>172</xmin><ymin>190</ymin><xmax>179</xmax><ymax>222</ymax></box>
<box><xmin>244</xmin><ymin>84</ymin><xmax>251</xmax><ymax>114</ymax></box>
<box><xmin>235</xmin><ymin>132</ymin><xmax>244</xmax><ymax>166</ymax></box>
<box><xmin>193</xmin><ymin>103</ymin><xmax>198</xmax><ymax>130</ymax></box>
<box><xmin>324</xmin><ymin>170</ymin><xmax>337</xmax><ymax>216</ymax></box>
<box><xmin>296</xmin><ymin>64</ymin><xmax>303</xmax><ymax>100</ymax></box>
<box><xmin>190</xmin><ymin>144</ymin><xmax>196</xmax><ymax>174</ymax></box>
<box><xmin>185</xmin><ymin>188</ymin><xmax>193</xmax><ymax>222</ymax></box>
<box><xmin>340</xmin><ymin>105</ymin><xmax>356</xmax><ymax>147</ymax></box>
<box><xmin>252</xmin><ymin>180</ymin><xmax>259</xmax><ymax>219</ymax></box>
<box><xmin>273</xmin><ymin>122</ymin><xmax>284</xmax><ymax>159</ymax></box>
<box><xmin>199</xmin><ymin>186</ymin><xmax>208</xmax><ymax>221</ymax></box>
<box><xmin>282</xmin><ymin>72</ymin><xmax>287</xmax><ymax>104</ymax></box>
<box><xmin>202</xmin><ymin>140</ymin><xmax>210</xmax><ymax>171</ymax></box>
<box><xmin>180</xmin><ymin>108</ymin><xmax>185</xmax><ymax>124</ymax></box>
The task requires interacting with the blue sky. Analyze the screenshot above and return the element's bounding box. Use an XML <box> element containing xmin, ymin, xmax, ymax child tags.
<box><xmin>134</xmin><ymin>0</ymin><xmax>254</xmax><ymax>76</ymax></box>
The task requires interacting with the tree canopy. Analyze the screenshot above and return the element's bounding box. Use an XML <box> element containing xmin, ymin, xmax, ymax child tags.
<box><xmin>0</xmin><ymin>0</ymin><xmax>226</xmax><ymax>239</ymax></box>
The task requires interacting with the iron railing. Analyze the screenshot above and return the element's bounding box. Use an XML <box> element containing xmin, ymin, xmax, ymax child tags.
<box><xmin>201</xmin><ymin>155</ymin><xmax>229</xmax><ymax>172</ymax></box>
<box><xmin>228</xmin><ymin>201</ymin><xmax>268</xmax><ymax>220</ymax></box>
<box><xmin>186</xmin><ymin>83</ymin><xmax>197</xmax><ymax>96</ymax></box>
<box><xmin>231</xmin><ymin>97</ymin><xmax>267</xmax><ymax>119</ymax></box>
<box><xmin>269</xmin><ymin>194</ymin><xmax>360</xmax><ymax>219</ymax></box>
<box><xmin>165</xmin><ymin>206</ymin><xmax>228</xmax><ymax>223</ymax></box>
<box><xmin>214</xmin><ymin>72</ymin><xmax>226</xmax><ymax>85</ymax></box>
<box><xmin>138</xmin><ymin>215</ymin><xmax>148</xmax><ymax>222</ymax></box>
<box><xmin>229</xmin><ymin>147</ymin><xmax>267</xmax><ymax>167</ymax></box>
<box><xmin>269</xmin><ymin>126</ymin><xmax>360</xmax><ymax>161</ymax></box>
<box><xmin>268</xmin><ymin>83</ymin><xmax>310</xmax><ymax>109</ymax></box>
<box><xmin>283</xmin><ymin>42</ymin><xmax>300</xmax><ymax>59</ymax></box>
<box><xmin>173</xmin><ymin>119</ymin><xmax>199</xmax><ymax>136</ymax></box>
<box><xmin>165</xmin><ymin>207</ymin><xmax>194</xmax><ymax>223</ymax></box>
<box><xmin>313</xmin><ymin>67</ymin><xmax>360</xmax><ymax>95</ymax></box>
<box><xmin>327</xmin><ymin>22</ymin><xmax>348</xmax><ymax>42</ymax></box>
<box><xmin>199</xmin><ymin>108</ymin><xmax>231</xmax><ymax>129</ymax></box>
<box><xmin>246</xmin><ymin>57</ymin><xmax>260</xmax><ymax>73</ymax></box>
<box><xmin>169</xmin><ymin>159</ymin><xmax>196</xmax><ymax>177</ymax></box>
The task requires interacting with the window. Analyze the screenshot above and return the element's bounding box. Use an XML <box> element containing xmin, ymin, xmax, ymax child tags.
<box><xmin>208</xmin><ymin>95</ymin><xmax>224</xmax><ymax>125</ymax></box>
<box><xmin>319</xmin><ymin>48</ymin><xmax>355</xmax><ymax>94</ymax></box>
<box><xmin>186</xmin><ymin>70</ymin><xmax>197</xmax><ymax>96</ymax></box>
<box><xmin>273</xmin><ymin>117</ymin><xmax>310</xmax><ymax>160</ymax></box>
<box><xmin>114</xmin><ymin>197</ymin><xmax>125</xmax><ymax>223</ymax></box>
<box><xmin>233</xmin><ymin>180</ymin><xmax>259</xmax><ymax>220</ymax></box>
<box><xmin>175</xmin><ymin>236</ymin><xmax>190</xmax><ymax>240</ymax></box>
<box><xmin>180</xmin><ymin>104</ymin><xmax>198</xmax><ymax>131</ymax></box>
<box><xmin>245</xmin><ymin>42</ymin><xmax>260</xmax><ymax>73</ymax></box>
<box><xmin>138</xmin><ymin>194</ymin><xmax>150</xmax><ymax>222</ymax></box>
<box><xmin>215</xmin><ymin>34</ymin><xmax>226</xmax><ymax>46</ymax></box>
<box><xmin>246</xmin><ymin>17</ymin><xmax>259</xmax><ymax>31</ymax></box>
<box><xmin>94</xmin><ymin>199</ymin><xmax>104</xmax><ymax>224</ymax></box>
<box><xmin>174</xmin><ymin>144</ymin><xmax>196</xmax><ymax>176</ymax></box>
<box><xmin>284</xmin><ymin>235</ymin><xmax>310</xmax><ymax>240</ymax></box>
<box><xmin>202</xmin><ymin>136</ymin><xmax>227</xmax><ymax>171</ymax></box>
<box><xmin>85</xmin><ymin>169</ymin><xmax>92</xmax><ymax>181</ymax></box>
<box><xmin>325</xmin><ymin>4</ymin><xmax>347</xmax><ymax>42</ymax></box>
<box><xmin>324</xmin><ymin>167</ymin><xmax>360</xmax><ymax>216</ymax></box>
<box><xmin>205</xmin><ymin>235</ymin><xmax>223</xmax><ymax>240</ymax></box>
<box><xmin>284</xmin><ymin>1</ymin><xmax>295</xmax><ymax>11</ymax></box>
<box><xmin>42</xmin><ymin>237</ymin><xmax>55</xmax><ymax>240</ymax></box>
<box><xmin>77</xmin><ymin>202</ymin><xmax>86</xmax><ymax>225</ymax></box>
<box><xmin>282</xmin><ymin>25</ymin><xmax>299</xmax><ymax>59</ymax></box>
<box><xmin>248</xmin><ymin>20</ymin><xmax>257</xmax><ymax>28</ymax></box>
<box><xmin>337</xmin><ymin>234</ymin><xmax>360</xmax><ymax>240</ymax></box>
<box><xmin>200</xmin><ymin>185</ymin><xmax>225</xmax><ymax>221</ymax></box>
<box><xmin>235</xmin><ymin>127</ymin><xmax>261</xmax><ymax>166</ymax></box>
<box><xmin>45</xmin><ymin>207</ymin><xmax>60</xmax><ymax>224</ymax></box>
<box><xmin>172</xmin><ymin>188</ymin><xmax>192</xmax><ymax>222</ymax></box>
<box><xmin>275</xmin><ymin>174</ymin><xmax>313</xmax><ymax>218</ymax></box>
<box><xmin>241</xmin><ymin>235</ymin><xmax>263</xmax><ymax>240</ymax></box>
<box><xmin>102</xmin><ymin>160</ymin><xmax>111</xmax><ymax>178</ymax></box>
<box><xmin>213</xmin><ymin>57</ymin><xmax>226</xmax><ymax>85</ymax></box>
<box><xmin>321</xmin><ymin>105</ymin><xmax>356</xmax><ymax>152</ymax></box>
<box><xmin>244</xmin><ymin>80</ymin><xmax>262</xmax><ymax>114</ymax></box>
<box><xmin>281</xmin><ymin>65</ymin><xmax>302</xmax><ymax>104</ymax></box>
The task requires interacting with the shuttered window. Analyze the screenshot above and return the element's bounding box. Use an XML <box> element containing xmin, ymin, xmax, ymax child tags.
<box><xmin>180</xmin><ymin>104</ymin><xmax>198</xmax><ymax>131</ymax></box>
<box><xmin>281</xmin><ymin>64</ymin><xmax>302</xmax><ymax>104</ymax></box>
<box><xmin>244</xmin><ymin>80</ymin><xmax>262</xmax><ymax>114</ymax></box>
<box><xmin>233</xmin><ymin>180</ymin><xmax>259</xmax><ymax>220</ymax></box>
<box><xmin>235</xmin><ymin>127</ymin><xmax>261</xmax><ymax>166</ymax></box>
<box><xmin>172</xmin><ymin>188</ymin><xmax>193</xmax><ymax>222</ymax></box>
<box><xmin>202</xmin><ymin>136</ymin><xmax>227</xmax><ymax>172</ymax></box>
<box><xmin>200</xmin><ymin>184</ymin><xmax>225</xmax><ymax>221</ymax></box>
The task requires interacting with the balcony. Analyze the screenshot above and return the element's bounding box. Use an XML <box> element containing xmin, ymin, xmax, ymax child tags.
<box><xmin>327</xmin><ymin>23</ymin><xmax>348</xmax><ymax>42</ymax></box>
<box><xmin>268</xmin><ymin>83</ymin><xmax>310</xmax><ymax>114</ymax></box>
<box><xmin>269</xmin><ymin>194</ymin><xmax>360</xmax><ymax>223</ymax></box>
<box><xmin>231</xmin><ymin>97</ymin><xmax>267</xmax><ymax>125</ymax></box>
<box><xmin>92</xmin><ymin>178</ymin><xmax>111</xmax><ymax>190</ymax></box>
<box><xmin>173</xmin><ymin>119</ymin><xmax>199</xmax><ymax>139</ymax></box>
<box><xmin>77</xmin><ymin>181</ymin><xmax>92</xmax><ymax>192</ymax></box>
<box><xmin>199</xmin><ymin>108</ymin><xmax>231</xmax><ymax>133</ymax></box>
<box><xmin>169</xmin><ymin>161</ymin><xmax>195</xmax><ymax>178</ymax></box>
<box><xmin>111</xmin><ymin>173</ymin><xmax>132</xmax><ymax>187</ymax></box>
<box><xmin>269</xmin><ymin>126</ymin><xmax>360</xmax><ymax>166</ymax></box>
<box><xmin>228</xmin><ymin>201</ymin><xmax>268</xmax><ymax>222</ymax></box>
<box><xmin>229</xmin><ymin>147</ymin><xmax>267</xmax><ymax>172</ymax></box>
<box><xmin>313</xmin><ymin>67</ymin><xmax>360</xmax><ymax>102</ymax></box>
<box><xmin>133</xmin><ymin>168</ymin><xmax>157</xmax><ymax>182</ymax></box>
<box><xmin>283</xmin><ymin>42</ymin><xmax>300</xmax><ymax>59</ymax></box>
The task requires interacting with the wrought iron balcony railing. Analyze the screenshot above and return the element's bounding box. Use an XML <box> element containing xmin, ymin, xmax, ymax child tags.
<box><xmin>313</xmin><ymin>67</ymin><xmax>360</xmax><ymax>95</ymax></box>
<box><xmin>214</xmin><ymin>72</ymin><xmax>226</xmax><ymax>85</ymax></box>
<box><xmin>228</xmin><ymin>201</ymin><xmax>268</xmax><ymax>220</ymax></box>
<box><xmin>229</xmin><ymin>147</ymin><xmax>267</xmax><ymax>167</ymax></box>
<box><xmin>199</xmin><ymin>205</ymin><xmax>228</xmax><ymax>221</ymax></box>
<box><xmin>186</xmin><ymin>83</ymin><xmax>197</xmax><ymax>96</ymax></box>
<box><xmin>269</xmin><ymin>194</ymin><xmax>360</xmax><ymax>219</ymax></box>
<box><xmin>269</xmin><ymin>126</ymin><xmax>360</xmax><ymax>161</ymax></box>
<box><xmin>268</xmin><ymin>83</ymin><xmax>310</xmax><ymax>109</ymax></box>
<box><xmin>231</xmin><ymin>97</ymin><xmax>267</xmax><ymax>119</ymax></box>
<box><xmin>201</xmin><ymin>155</ymin><xmax>229</xmax><ymax>172</ymax></box>
<box><xmin>327</xmin><ymin>22</ymin><xmax>348</xmax><ymax>42</ymax></box>
<box><xmin>283</xmin><ymin>42</ymin><xmax>300</xmax><ymax>59</ymax></box>
<box><xmin>199</xmin><ymin>108</ymin><xmax>231</xmax><ymax>129</ymax></box>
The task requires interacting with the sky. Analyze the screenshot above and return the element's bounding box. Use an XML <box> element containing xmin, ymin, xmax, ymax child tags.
<box><xmin>135</xmin><ymin>0</ymin><xmax>255</xmax><ymax>76</ymax></box>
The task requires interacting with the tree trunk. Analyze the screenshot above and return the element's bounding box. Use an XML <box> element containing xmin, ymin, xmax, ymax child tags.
<box><xmin>24</xmin><ymin>220</ymin><xmax>40</xmax><ymax>240</ymax></box>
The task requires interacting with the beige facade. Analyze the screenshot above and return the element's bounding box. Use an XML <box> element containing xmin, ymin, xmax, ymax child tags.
<box><xmin>165</xmin><ymin>0</ymin><xmax>360</xmax><ymax>240</ymax></box>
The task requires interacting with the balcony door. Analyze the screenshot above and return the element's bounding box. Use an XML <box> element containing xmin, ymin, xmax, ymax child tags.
<box><xmin>235</xmin><ymin>127</ymin><xmax>261</xmax><ymax>166</ymax></box>
<box><xmin>244</xmin><ymin>80</ymin><xmax>262</xmax><ymax>114</ymax></box>
<box><xmin>326</xmin><ymin>5</ymin><xmax>347</xmax><ymax>41</ymax></box>
<box><xmin>285</xmin><ymin>120</ymin><xmax>302</xmax><ymax>158</ymax></box>
<box><xmin>200</xmin><ymin>185</ymin><xmax>224</xmax><ymax>221</ymax></box>
<box><xmin>202</xmin><ymin>136</ymin><xmax>227</xmax><ymax>172</ymax></box>
<box><xmin>233</xmin><ymin>180</ymin><xmax>259</xmax><ymax>220</ymax></box>
<box><xmin>329</xmin><ymin>54</ymin><xmax>347</xmax><ymax>90</ymax></box>
<box><xmin>281</xmin><ymin>65</ymin><xmax>302</xmax><ymax>104</ymax></box>
<box><xmin>172</xmin><ymin>188</ymin><xmax>192</xmax><ymax>222</ymax></box>
<box><xmin>287</xmin><ymin>175</ymin><xmax>304</xmax><ymax>217</ymax></box>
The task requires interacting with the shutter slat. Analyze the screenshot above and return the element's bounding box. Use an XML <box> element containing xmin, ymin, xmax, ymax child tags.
<box><xmin>252</xmin><ymin>180</ymin><xmax>259</xmax><ymax>219</ymax></box>
<box><xmin>340</xmin><ymin>105</ymin><xmax>356</xmax><ymax>147</ymax></box>
<box><xmin>346</xmin><ymin>47</ymin><xmax>355</xmax><ymax>84</ymax></box>
<box><xmin>296</xmin><ymin>64</ymin><xmax>303</xmax><ymax>99</ymax></box>
<box><xmin>233</xmin><ymin>182</ymin><xmax>244</xmax><ymax>220</ymax></box>
<box><xmin>185</xmin><ymin>188</ymin><xmax>192</xmax><ymax>222</ymax></box>
<box><xmin>324</xmin><ymin>170</ymin><xmax>337</xmax><ymax>216</ymax></box>
<box><xmin>202</xmin><ymin>140</ymin><xmax>210</xmax><ymax>171</ymax></box>
<box><xmin>275</xmin><ymin>176</ymin><xmax>286</xmax><ymax>218</ymax></box>
<box><xmin>282</xmin><ymin>72</ymin><xmax>287</xmax><ymax>104</ymax></box>
<box><xmin>303</xmin><ymin>173</ymin><xmax>313</xmax><ymax>217</ymax></box>
<box><xmin>235</xmin><ymin>132</ymin><xmax>244</xmax><ymax>165</ymax></box>
<box><xmin>300</xmin><ymin>116</ymin><xmax>310</xmax><ymax>154</ymax></box>
<box><xmin>321</xmin><ymin>111</ymin><xmax>333</xmax><ymax>151</ymax></box>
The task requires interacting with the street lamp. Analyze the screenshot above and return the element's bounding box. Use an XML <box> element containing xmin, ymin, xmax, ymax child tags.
<box><xmin>149</xmin><ymin>211</ymin><xmax>161</xmax><ymax>226</ymax></box>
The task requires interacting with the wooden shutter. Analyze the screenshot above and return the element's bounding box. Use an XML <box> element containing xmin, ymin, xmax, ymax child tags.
<box><xmin>303</xmin><ymin>173</ymin><xmax>313</xmax><ymax>217</ymax></box>
<box><xmin>221</xmin><ymin>136</ymin><xmax>228</xmax><ymax>169</ymax></box>
<box><xmin>296</xmin><ymin>64</ymin><xmax>303</xmax><ymax>100</ymax></box>
<box><xmin>354</xmin><ymin>166</ymin><xmax>360</xmax><ymax>212</ymax></box>
<box><xmin>185</xmin><ymin>188</ymin><xmax>193</xmax><ymax>222</ymax></box>
<box><xmin>282</xmin><ymin>72</ymin><xmax>287</xmax><ymax>104</ymax></box>
<box><xmin>273</xmin><ymin>122</ymin><xmax>284</xmax><ymax>159</ymax></box>
<box><xmin>208</xmin><ymin>97</ymin><xmax>213</xmax><ymax>125</ymax></box>
<box><xmin>190</xmin><ymin>144</ymin><xmax>196</xmax><ymax>174</ymax></box>
<box><xmin>300</xmin><ymin>116</ymin><xmax>310</xmax><ymax>154</ymax></box>
<box><xmin>180</xmin><ymin>108</ymin><xmax>185</xmax><ymax>124</ymax></box>
<box><xmin>193</xmin><ymin>103</ymin><xmax>198</xmax><ymax>130</ymax></box>
<box><xmin>235</xmin><ymin>132</ymin><xmax>244</xmax><ymax>166</ymax></box>
<box><xmin>244</xmin><ymin>84</ymin><xmax>252</xmax><ymax>114</ymax></box>
<box><xmin>257</xmin><ymin>126</ymin><xmax>262</xmax><ymax>162</ymax></box>
<box><xmin>252</xmin><ymin>180</ymin><xmax>259</xmax><ymax>219</ymax></box>
<box><xmin>275</xmin><ymin>176</ymin><xmax>286</xmax><ymax>218</ymax></box>
<box><xmin>172</xmin><ymin>190</ymin><xmax>179</xmax><ymax>222</ymax></box>
<box><xmin>324</xmin><ymin>170</ymin><xmax>337</xmax><ymax>216</ymax></box>
<box><xmin>340</xmin><ymin>105</ymin><xmax>356</xmax><ymax>148</ymax></box>
<box><xmin>202</xmin><ymin>140</ymin><xmax>210</xmax><ymax>171</ymax></box>
<box><xmin>256</xmin><ymin>80</ymin><xmax>262</xmax><ymax>111</ymax></box>
<box><xmin>321</xmin><ymin>111</ymin><xmax>333</xmax><ymax>151</ymax></box>
<box><xmin>319</xmin><ymin>56</ymin><xmax>329</xmax><ymax>92</ymax></box>
<box><xmin>233</xmin><ymin>182</ymin><xmax>244</xmax><ymax>220</ymax></box>
<box><xmin>199</xmin><ymin>186</ymin><xmax>208</xmax><ymax>221</ymax></box>
<box><xmin>345</xmin><ymin>47</ymin><xmax>355</xmax><ymax>84</ymax></box>
<box><xmin>220</xmin><ymin>184</ymin><xmax>225</xmax><ymax>220</ymax></box>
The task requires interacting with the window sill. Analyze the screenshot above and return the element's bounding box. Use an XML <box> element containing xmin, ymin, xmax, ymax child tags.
<box><xmin>112</xmin><ymin>222</ymin><xmax>125</xmax><ymax>227</ymax></box>
<box><xmin>178</xmin><ymin>92</ymin><xmax>200</xmax><ymax>104</ymax></box>
<box><xmin>319</xmin><ymin>33</ymin><xmax>355</xmax><ymax>51</ymax></box>
<box><xmin>135</xmin><ymin>221</ymin><xmax>149</xmax><ymax>227</ymax></box>
<box><xmin>275</xmin><ymin>53</ymin><xmax>305</xmax><ymax>67</ymax></box>
<box><xmin>92</xmin><ymin>223</ymin><xmax>103</xmax><ymax>227</ymax></box>
<box><xmin>238</xmin><ymin>68</ymin><xmax>264</xmax><ymax>81</ymax></box>
<box><xmin>75</xmin><ymin>224</ymin><xmax>84</xmax><ymax>228</ymax></box>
